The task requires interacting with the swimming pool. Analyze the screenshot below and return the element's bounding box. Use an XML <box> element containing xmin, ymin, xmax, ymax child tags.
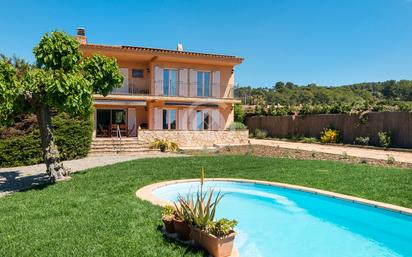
<box><xmin>152</xmin><ymin>180</ymin><xmax>412</xmax><ymax>257</ymax></box>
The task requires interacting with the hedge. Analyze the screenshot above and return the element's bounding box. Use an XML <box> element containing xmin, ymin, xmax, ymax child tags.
<box><xmin>0</xmin><ymin>113</ymin><xmax>93</xmax><ymax>168</ymax></box>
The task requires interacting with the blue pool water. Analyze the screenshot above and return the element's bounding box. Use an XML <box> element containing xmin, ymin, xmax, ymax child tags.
<box><xmin>153</xmin><ymin>181</ymin><xmax>412</xmax><ymax>257</ymax></box>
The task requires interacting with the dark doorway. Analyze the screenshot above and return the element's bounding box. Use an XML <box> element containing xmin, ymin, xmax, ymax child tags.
<box><xmin>96</xmin><ymin>109</ymin><xmax>127</xmax><ymax>137</ymax></box>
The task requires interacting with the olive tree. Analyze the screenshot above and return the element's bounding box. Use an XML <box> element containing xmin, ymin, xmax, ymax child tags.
<box><xmin>0</xmin><ymin>31</ymin><xmax>123</xmax><ymax>182</ymax></box>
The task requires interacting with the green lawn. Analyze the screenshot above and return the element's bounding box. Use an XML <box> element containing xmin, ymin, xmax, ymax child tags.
<box><xmin>1</xmin><ymin>155</ymin><xmax>411</xmax><ymax>257</ymax></box>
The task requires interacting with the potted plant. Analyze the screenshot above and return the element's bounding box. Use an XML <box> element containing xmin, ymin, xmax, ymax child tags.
<box><xmin>173</xmin><ymin>197</ymin><xmax>192</xmax><ymax>241</ymax></box>
<box><xmin>179</xmin><ymin>193</ymin><xmax>237</xmax><ymax>257</ymax></box>
<box><xmin>199</xmin><ymin>218</ymin><xmax>237</xmax><ymax>257</ymax></box>
<box><xmin>161</xmin><ymin>205</ymin><xmax>175</xmax><ymax>233</ymax></box>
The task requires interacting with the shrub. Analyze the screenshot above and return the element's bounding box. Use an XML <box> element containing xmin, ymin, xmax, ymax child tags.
<box><xmin>387</xmin><ymin>155</ymin><xmax>395</xmax><ymax>165</ymax></box>
<box><xmin>234</xmin><ymin>103</ymin><xmax>245</xmax><ymax>122</ymax></box>
<box><xmin>150</xmin><ymin>139</ymin><xmax>179</xmax><ymax>152</ymax></box>
<box><xmin>320</xmin><ymin>128</ymin><xmax>340</xmax><ymax>143</ymax></box>
<box><xmin>253</xmin><ymin>129</ymin><xmax>268</xmax><ymax>139</ymax></box>
<box><xmin>53</xmin><ymin>113</ymin><xmax>93</xmax><ymax>160</ymax></box>
<box><xmin>228</xmin><ymin>122</ymin><xmax>247</xmax><ymax>130</ymax></box>
<box><xmin>0</xmin><ymin>112</ymin><xmax>93</xmax><ymax>168</ymax></box>
<box><xmin>354</xmin><ymin>136</ymin><xmax>370</xmax><ymax>145</ymax></box>
<box><xmin>378</xmin><ymin>132</ymin><xmax>391</xmax><ymax>148</ymax></box>
<box><xmin>300</xmin><ymin>137</ymin><xmax>318</xmax><ymax>143</ymax></box>
<box><xmin>0</xmin><ymin>132</ymin><xmax>42</xmax><ymax>167</ymax></box>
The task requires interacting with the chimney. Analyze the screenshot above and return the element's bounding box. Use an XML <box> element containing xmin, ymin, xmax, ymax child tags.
<box><xmin>76</xmin><ymin>27</ymin><xmax>87</xmax><ymax>45</ymax></box>
<box><xmin>177</xmin><ymin>43</ymin><xmax>183</xmax><ymax>51</ymax></box>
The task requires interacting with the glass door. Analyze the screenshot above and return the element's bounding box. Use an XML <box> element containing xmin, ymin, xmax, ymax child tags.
<box><xmin>163</xmin><ymin>69</ymin><xmax>178</xmax><ymax>96</ymax></box>
<box><xmin>96</xmin><ymin>109</ymin><xmax>111</xmax><ymax>137</ymax></box>
<box><xmin>111</xmin><ymin>110</ymin><xmax>127</xmax><ymax>137</ymax></box>
<box><xmin>96</xmin><ymin>109</ymin><xmax>127</xmax><ymax>137</ymax></box>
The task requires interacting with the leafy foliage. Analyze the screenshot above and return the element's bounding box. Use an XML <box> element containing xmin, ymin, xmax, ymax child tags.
<box><xmin>207</xmin><ymin>218</ymin><xmax>238</xmax><ymax>237</ymax></box>
<box><xmin>162</xmin><ymin>205</ymin><xmax>175</xmax><ymax>221</ymax></box>
<box><xmin>150</xmin><ymin>138</ymin><xmax>179</xmax><ymax>152</ymax></box>
<box><xmin>387</xmin><ymin>155</ymin><xmax>395</xmax><ymax>165</ymax></box>
<box><xmin>253</xmin><ymin>128</ymin><xmax>268</xmax><ymax>139</ymax></box>
<box><xmin>241</xmin><ymin>80</ymin><xmax>412</xmax><ymax>116</ymax></box>
<box><xmin>233</xmin><ymin>103</ymin><xmax>245</xmax><ymax>122</ymax></box>
<box><xmin>354</xmin><ymin>136</ymin><xmax>370</xmax><ymax>145</ymax></box>
<box><xmin>378</xmin><ymin>132</ymin><xmax>391</xmax><ymax>148</ymax></box>
<box><xmin>33</xmin><ymin>31</ymin><xmax>82</xmax><ymax>71</ymax></box>
<box><xmin>0</xmin><ymin>112</ymin><xmax>92</xmax><ymax>168</ymax></box>
<box><xmin>82</xmin><ymin>54</ymin><xmax>124</xmax><ymax>96</ymax></box>
<box><xmin>320</xmin><ymin>128</ymin><xmax>340</xmax><ymax>143</ymax></box>
<box><xmin>0</xmin><ymin>58</ymin><xmax>21</xmax><ymax>122</ymax></box>
<box><xmin>228</xmin><ymin>121</ymin><xmax>247</xmax><ymax>130</ymax></box>
<box><xmin>0</xmin><ymin>132</ymin><xmax>43</xmax><ymax>167</ymax></box>
<box><xmin>177</xmin><ymin>189</ymin><xmax>224</xmax><ymax>230</ymax></box>
<box><xmin>53</xmin><ymin>113</ymin><xmax>93</xmax><ymax>160</ymax></box>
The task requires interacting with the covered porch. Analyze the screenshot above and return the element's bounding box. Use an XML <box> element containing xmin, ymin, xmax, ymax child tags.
<box><xmin>93</xmin><ymin>99</ymin><xmax>148</xmax><ymax>138</ymax></box>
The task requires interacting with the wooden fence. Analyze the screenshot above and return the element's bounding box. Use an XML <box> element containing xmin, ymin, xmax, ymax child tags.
<box><xmin>246</xmin><ymin>112</ymin><xmax>412</xmax><ymax>148</ymax></box>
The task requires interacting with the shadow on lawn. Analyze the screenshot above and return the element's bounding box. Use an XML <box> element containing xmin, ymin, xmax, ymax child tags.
<box><xmin>0</xmin><ymin>170</ymin><xmax>50</xmax><ymax>196</ymax></box>
<box><xmin>156</xmin><ymin>225</ymin><xmax>208</xmax><ymax>256</ymax></box>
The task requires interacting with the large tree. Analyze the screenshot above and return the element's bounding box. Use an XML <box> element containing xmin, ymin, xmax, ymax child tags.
<box><xmin>0</xmin><ymin>31</ymin><xmax>123</xmax><ymax>182</ymax></box>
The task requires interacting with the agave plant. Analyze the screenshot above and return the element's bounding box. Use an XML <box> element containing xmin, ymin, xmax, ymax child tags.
<box><xmin>150</xmin><ymin>138</ymin><xmax>179</xmax><ymax>152</ymax></box>
<box><xmin>177</xmin><ymin>188</ymin><xmax>225</xmax><ymax>230</ymax></box>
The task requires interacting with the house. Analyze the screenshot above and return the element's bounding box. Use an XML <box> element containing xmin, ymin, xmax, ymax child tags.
<box><xmin>76</xmin><ymin>28</ymin><xmax>248</xmax><ymax>147</ymax></box>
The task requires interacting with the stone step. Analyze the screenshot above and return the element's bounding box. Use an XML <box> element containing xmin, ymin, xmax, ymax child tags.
<box><xmin>89</xmin><ymin>148</ymin><xmax>157</xmax><ymax>154</ymax></box>
<box><xmin>91</xmin><ymin>145</ymin><xmax>151</xmax><ymax>150</ymax></box>
<box><xmin>92</xmin><ymin>139</ymin><xmax>145</xmax><ymax>144</ymax></box>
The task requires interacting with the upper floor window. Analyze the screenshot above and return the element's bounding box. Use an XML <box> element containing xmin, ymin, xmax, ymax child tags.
<box><xmin>162</xmin><ymin>109</ymin><xmax>176</xmax><ymax>130</ymax></box>
<box><xmin>163</xmin><ymin>69</ymin><xmax>178</xmax><ymax>96</ymax></box>
<box><xmin>197</xmin><ymin>71</ymin><xmax>210</xmax><ymax>97</ymax></box>
<box><xmin>196</xmin><ymin>110</ymin><xmax>210</xmax><ymax>130</ymax></box>
<box><xmin>132</xmin><ymin>69</ymin><xmax>144</xmax><ymax>78</ymax></box>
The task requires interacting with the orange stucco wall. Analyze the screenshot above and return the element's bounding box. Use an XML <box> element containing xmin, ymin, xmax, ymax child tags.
<box><xmin>83</xmin><ymin>45</ymin><xmax>239</xmax><ymax>136</ymax></box>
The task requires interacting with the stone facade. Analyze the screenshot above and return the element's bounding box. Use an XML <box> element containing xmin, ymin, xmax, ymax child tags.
<box><xmin>138</xmin><ymin>130</ymin><xmax>249</xmax><ymax>147</ymax></box>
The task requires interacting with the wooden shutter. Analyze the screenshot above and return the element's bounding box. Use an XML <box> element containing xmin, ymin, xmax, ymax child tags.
<box><xmin>178</xmin><ymin>109</ymin><xmax>188</xmax><ymax>130</ymax></box>
<box><xmin>212</xmin><ymin>71</ymin><xmax>220</xmax><ymax>98</ymax></box>
<box><xmin>189</xmin><ymin>69</ymin><xmax>197</xmax><ymax>97</ymax></box>
<box><xmin>178</xmin><ymin>69</ymin><xmax>188</xmax><ymax>96</ymax></box>
<box><xmin>154</xmin><ymin>108</ymin><xmax>162</xmax><ymax>130</ymax></box>
<box><xmin>211</xmin><ymin>109</ymin><xmax>221</xmax><ymax>130</ymax></box>
<box><xmin>127</xmin><ymin>108</ymin><xmax>137</xmax><ymax>136</ymax></box>
<box><xmin>154</xmin><ymin>66</ymin><xmax>163</xmax><ymax>95</ymax></box>
<box><xmin>188</xmin><ymin>109</ymin><xmax>198</xmax><ymax>130</ymax></box>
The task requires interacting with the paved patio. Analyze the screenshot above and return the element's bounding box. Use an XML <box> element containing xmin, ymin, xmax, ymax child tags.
<box><xmin>250</xmin><ymin>139</ymin><xmax>412</xmax><ymax>164</ymax></box>
<box><xmin>0</xmin><ymin>152</ymin><xmax>183</xmax><ymax>197</ymax></box>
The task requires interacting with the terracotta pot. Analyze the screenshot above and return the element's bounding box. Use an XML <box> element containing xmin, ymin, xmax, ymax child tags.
<box><xmin>162</xmin><ymin>217</ymin><xmax>175</xmax><ymax>233</ymax></box>
<box><xmin>173</xmin><ymin>218</ymin><xmax>191</xmax><ymax>241</ymax></box>
<box><xmin>197</xmin><ymin>229</ymin><xmax>236</xmax><ymax>257</ymax></box>
<box><xmin>191</xmin><ymin>227</ymin><xmax>202</xmax><ymax>246</ymax></box>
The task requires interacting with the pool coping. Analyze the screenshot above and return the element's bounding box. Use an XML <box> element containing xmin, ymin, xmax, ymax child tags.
<box><xmin>136</xmin><ymin>178</ymin><xmax>412</xmax><ymax>216</ymax></box>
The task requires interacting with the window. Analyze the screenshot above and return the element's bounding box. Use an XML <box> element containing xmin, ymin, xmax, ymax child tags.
<box><xmin>197</xmin><ymin>71</ymin><xmax>210</xmax><ymax>97</ymax></box>
<box><xmin>196</xmin><ymin>110</ymin><xmax>210</xmax><ymax>130</ymax></box>
<box><xmin>132</xmin><ymin>69</ymin><xmax>144</xmax><ymax>78</ymax></box>
<box><xmin>163</xmin><ymin>69</ymin><xmax>178</xmax><ymax>96</ymax></box>
<box><xmin>162</xmin><ymin>109</ymin><xmax>176</xmax><ymax>130</ymax></box>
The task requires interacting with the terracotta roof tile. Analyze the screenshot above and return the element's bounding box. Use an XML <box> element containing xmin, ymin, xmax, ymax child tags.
<box><xmin>81</xmin><ymin>43</ymin><xmax>243</xmax><ymax>61</ymax></box>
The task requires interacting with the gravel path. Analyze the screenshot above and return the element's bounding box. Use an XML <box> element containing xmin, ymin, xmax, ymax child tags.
<box><xmin>250</xmin><ymin>139</ymin><xmax>412</xmax><ymax>164</ymax></box>
<box><xmin>0</xmin><ymin>152</ymin><xmax>183</xmax><ymax>197</ymax></box>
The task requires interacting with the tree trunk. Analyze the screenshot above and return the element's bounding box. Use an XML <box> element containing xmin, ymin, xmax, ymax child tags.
<box><xmin>37</xmin><ymin>105</ymin><xmax>69</xmax><ymax>182</ymax></box>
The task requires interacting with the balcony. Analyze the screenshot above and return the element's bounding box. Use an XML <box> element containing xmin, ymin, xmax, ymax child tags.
<box><xmin>110</xmin><ymin>79</ymin><xmax>239</xmax><ymax>99</ymax></box>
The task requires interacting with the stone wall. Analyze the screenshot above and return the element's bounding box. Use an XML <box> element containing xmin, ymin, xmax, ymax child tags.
<box><xmin>138</xmin><ymin>130</ymin><xmax>249</xmax><ymax>147</ymax></box>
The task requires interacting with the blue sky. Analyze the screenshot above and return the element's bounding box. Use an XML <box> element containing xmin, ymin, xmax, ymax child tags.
<box><xmin>1</xmin><ymin>0</ymin><xmax>412</xmax><ymax>87</ymax></box>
